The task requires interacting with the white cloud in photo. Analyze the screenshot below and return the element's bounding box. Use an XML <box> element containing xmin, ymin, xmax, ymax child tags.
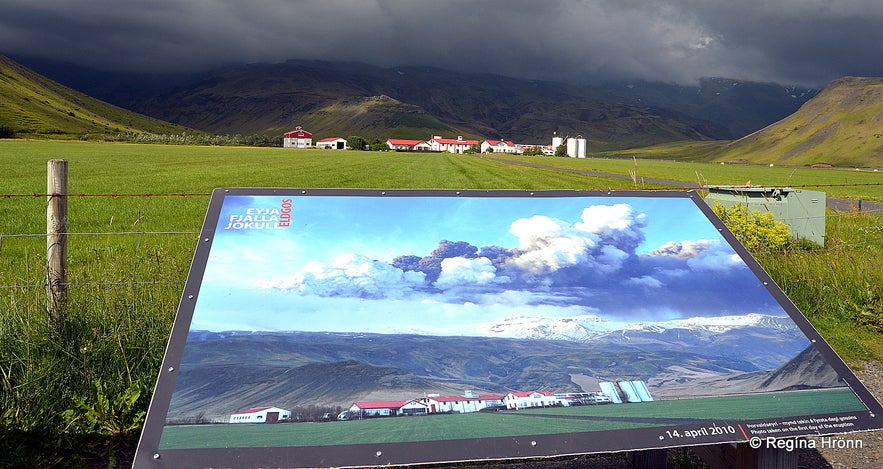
<box><xmin>509</xmin><ymin>215</ymin><xmax>598</xmax><ymax>273</ymax></box>
<box><xmin>256</xmin><ymin>253</ymin><xmax>425</xmax><ymax>299</ymax></box>
<box><xmin>434</xmin><ymin>257</ymin><xmax>508</xmax><ymax>290</ymax></box>
<box><xmin>649</xmin><ymin>239</ymin><xmax>718</xmax><ymax>259</ymax></box>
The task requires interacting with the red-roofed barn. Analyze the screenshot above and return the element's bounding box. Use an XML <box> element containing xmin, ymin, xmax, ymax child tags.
<box><xmin>283</xmin><ymin>126</ymin><xmax>313</xmax><ymax>148</ymax></box>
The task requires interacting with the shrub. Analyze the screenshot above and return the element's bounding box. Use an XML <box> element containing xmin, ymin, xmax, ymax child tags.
<box><xmin>711</xmin><ymin>201</ymin><xmax>793</xmax><ymax>252</ymax></box>
<box><xmin>0</xmin><ymin>125</ymin><xmax>16</xmax><ymax>138</ymax></box>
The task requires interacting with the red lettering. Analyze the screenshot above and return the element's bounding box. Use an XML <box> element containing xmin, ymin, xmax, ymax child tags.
<box><xmin>279</xmin><ymin>199</ymin><xmax>293</xmax><ymax>227</ymax></box>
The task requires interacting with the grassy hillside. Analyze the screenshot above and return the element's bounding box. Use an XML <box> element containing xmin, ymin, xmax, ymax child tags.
<box><xmin>713</xmin><ymin>77</ymin><xmax>883</xmax><ymax>167</ymax></box>
<box><xmin>0</xmin><ymin>55</ymin><xmax>194</xmax><ymax>138</ymax></box>
<box><xmin>295</xmin><ymin>94</ymin><xmax>467</xmax><ymax>140</ymax></box>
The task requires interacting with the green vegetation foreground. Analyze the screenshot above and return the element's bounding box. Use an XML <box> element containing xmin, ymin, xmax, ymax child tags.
<box><xmin>1</xmin><ymin>140</ymin><xmax>882</xmax><ymax>467</ymax></box>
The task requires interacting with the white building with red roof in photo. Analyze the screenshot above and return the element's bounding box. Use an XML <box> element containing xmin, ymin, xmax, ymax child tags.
<box><xmin>419</xmin><ymin>392</ymin><xmax>505</xmax><ymax>414</ymax></box>
<box><xmin>428</xmin><ymin>136</ymin><xmax>480</xmax><ymax>154</ymax></box>
<box><xmin>316</xmin><ymin>137</ymin><xmax>348</xmax><ymax>150</ymax></box>
<box><xmin>349</xmin><ymin>399</ymin><xmax>428</xmax><ymax>417</ymax></box>
<box><xmin>481</xmin><ymin>139</ymin><xmax>520</xmax><ymax>154</ymax></box>
<box><xmin>229</xmin><ymin>406</ymin><xmax>290</xmax><ymax>423</ymax></box>
<box><xmin>283</xmin><ymin>126</ymin><xmax>313</xmax><ymax>148</ymax></box>
<box><xmin>386</xmin><ymin>138</ymin><xmax>432</xmax><ymax>151</ymax></box>
<box><xmin>503</xmin><ymin>391</ymin><xmax>559</xmax><ymax>410</ymax></box>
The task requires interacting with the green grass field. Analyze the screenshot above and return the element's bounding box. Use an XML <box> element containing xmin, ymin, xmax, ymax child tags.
<box><xmin>491</xmin><ymin>153</ymin><xmax>883</xmax><ymax>202</ymax></box>
<box><xmin>1</xmin><ymin>140</ymin><xmax>881</xmax><ymax>466</ymax></box>
<box><xmin>158</xmin><ymin>388</ymin><xmax>864</xmax><ymax>449</ymax></box>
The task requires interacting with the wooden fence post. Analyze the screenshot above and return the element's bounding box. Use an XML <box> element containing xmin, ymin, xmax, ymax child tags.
<box><xmin>46</xmin><ymin>159</ymin><xmax>68</xmax><ymax>321</ymax></box>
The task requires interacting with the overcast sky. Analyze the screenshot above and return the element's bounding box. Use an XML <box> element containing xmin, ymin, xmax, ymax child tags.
<box><xmin>1</xmin><ymin>0</ymin><xmax>881</xmax><ymax>86</ymax></box>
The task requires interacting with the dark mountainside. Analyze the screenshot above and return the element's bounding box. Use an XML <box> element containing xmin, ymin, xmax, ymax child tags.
<box><xmin>652</xmin><ymin>345</ymin><xmax>844</xmax><ymax>398</ymax></box>
<box><xmin>14</xmin><ymin>57</ymin><xmax>816</xmax><ymax>148</ymax></box>
<box><xmin>584</xmin><ymin>77</ymin><xmax>818</xmax><ymax>138</ymax></box>
<box><xmin>0</xmin><ymin>55</ymin><xmax>194</xmax><ymax>137</ymax></box>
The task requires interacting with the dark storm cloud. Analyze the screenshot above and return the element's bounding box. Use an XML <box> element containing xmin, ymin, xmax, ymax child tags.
<box><xmin>9</xmin><ymin>2</ymin><xmax>875</xmax><ymax>89</ymax></box>
<box><xmin>380</xmin><ymin>204</ymin><xmax>776</xmax><ymax>320</ymax></box>
<box><xmin>258</xmin><ymin>201</ymin><xmax>783</xmax><ymax>322</ymax></box>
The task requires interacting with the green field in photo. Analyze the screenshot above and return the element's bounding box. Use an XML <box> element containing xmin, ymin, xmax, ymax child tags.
<box><xmin>158</xmin><ymin>388</ymin><xmax>865</xmax><ymax>449</ymax></box>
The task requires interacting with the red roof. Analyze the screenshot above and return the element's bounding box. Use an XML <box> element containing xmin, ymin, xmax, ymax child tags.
<box><xmin>426</xmin><ymin>395</ymin><xmax>477</xmax><ymax>403</ymax></box>
<box><xmin>485</xmin><ymin>140</ymin><xmax>515</xmax><ymax>146</ymax></box>
<box><xmin>233</xmin><ymin>407</ymin><xmax>272</xmax><ymax>414</ymax></box>
<box><xmin>432</xmin><ymin>138</ymin><xmax>479</xmax><ymax>145</ymax></box>
<box><xmin>317</xmin><ymin>137</ymin><xmax>345</xmax><ymax>143</ymax></box>
<box><xmin>353</xmin><ymin>400</ymin><xmax>409</xmax><ymax>409</ymax></box>
<box><xmin>427</xmin><ymin>394</ymin><xmax>504</xmax><ymax>402</ymax></box>
<box><xmin>387</xmin><ymin>139</ymin><xmax>425</xmax><ymax>146</ymax></box>
<box><xmin>508</xmin><ymin>391</ymin><xmax>555</xmax><ymax>398</ymax></box>
<box><xmin>284</xmin><ymin>126</ymin><xmax>312</xmax><ymax>138</ymax></box>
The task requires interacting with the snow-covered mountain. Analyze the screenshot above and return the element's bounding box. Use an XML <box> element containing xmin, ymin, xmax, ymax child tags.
<box><xmin>478</xmin><ymin>313</ymin><xmax>806</xmax><ymax>370</ymax></box>
<box><xmin>479</xmin><ymin>314</ymin><xmax>616</xmax><ymax>341</ymax></box>
<box><xmin>479</xmin><ymin>313</ymin><xmax>797</xmax><ymax>341</ymax></box>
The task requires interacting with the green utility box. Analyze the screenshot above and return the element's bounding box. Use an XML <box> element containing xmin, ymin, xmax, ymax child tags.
<box><xmin>705</xmin><ymin>186</ymin><xmax>826</xmax><ymax>246</ymax></box>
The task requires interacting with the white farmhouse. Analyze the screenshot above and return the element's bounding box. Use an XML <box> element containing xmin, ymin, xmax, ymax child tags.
<box><xmin>387</xmin><ymin>138</ymin><xmax>431</xmax><ymax>151</ymax></box>
<box><xmin>420</xmin><ymin>392</ymin><xmax>504</xmax><ymax>414</ymax></box>
<box><xmin>349</xmin><ymin>399</ymin><xmax>428</xmax><ymax>417</ymax></box>
<box><xmin>503</xmin><ymin>391</ymin><xmax>559</xmax><ymax>410</ymax></box>
<box><xmin>229</xmin><ymin>406</ymin><xmax>290</xmax><ymax>423</ymax></box>
<box><xmin>481</xmin><ymin>139</ymin><xmax>519</xmax><ymax>154</ymax></box>
<box><xmin>428</xmin><ymin>136</ymin><xmax>479</xmax><ymax>154</ymax></box>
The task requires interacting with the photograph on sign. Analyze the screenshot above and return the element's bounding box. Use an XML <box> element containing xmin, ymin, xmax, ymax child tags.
<box><xmin>134</xmin><ymin>189</ymin><xmax>881</xmax><ymax>468</ymax></box>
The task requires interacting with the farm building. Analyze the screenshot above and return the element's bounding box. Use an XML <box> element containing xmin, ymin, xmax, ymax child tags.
<box><xmin>554</xmin><ymin>392</ymin><xmax>613</xmax><ymax>406</ymax></box>
<box><xmin>419</xmin><ymin>392</ymin><xmax>504</xmax><ymax>414</ymax></box>
<box><xmin>481</xmin><ymin>139</ymin><xmax>519</xmax><ymax>154</ymax></box>
<box><xmin>316</xmin><ymin>137</ymin><xmax>348</xmax><ymax>150</ymax></box>
<box><xmin>428</xmin><ymin>136</ymin><xmax>479</xmax><ymax>154</ymax></box>
<box><xmin>349</xmin><ymin>399</ymin><xmax>428</xmax><ymax>417</ymax></box>
<box><xmin>229</xmin><ymin>406</ymin><xmax>290</xmax><ymax>424</ymax></box>
<box><xmin>283</xmin><ymin>126</ymin><xmax>313</xmax><ymax>148</ymax></box>
<box><xmin>386</xmin><ymin>138</ymin><xmax>432</xmax><ymax>151</ymax></box>
<box><xmin>503</xmin><ymin>391</ymin><xmax>558</xmax><ymax>410</ymax></box>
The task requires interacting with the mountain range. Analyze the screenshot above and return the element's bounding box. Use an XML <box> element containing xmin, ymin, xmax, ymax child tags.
<box><xmin>167</xmin><ymin>313</ymin><xmax>842</xmax><ymax>422</ymax></box>
<box><xmin>4</xmin><ymin>55</ymin><xmax>881</xmax><ymax>167</ymax></box>
<box><xmin>10</xmin><ymin>56</ymin><xmax>817</xmax><ymax>146</ymax></box>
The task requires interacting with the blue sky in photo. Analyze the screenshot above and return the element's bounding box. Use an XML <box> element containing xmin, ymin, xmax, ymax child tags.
<box><xmin>189</xmin><ymin>193</ymin><xmax>788</xmax><ymax>334</ymax></box>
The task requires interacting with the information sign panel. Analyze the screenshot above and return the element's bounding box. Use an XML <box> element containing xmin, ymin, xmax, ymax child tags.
<box><xmin>134</xmin><ymin>189</ymin><xmax>882</xmax><ymax>468</ymax></box>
